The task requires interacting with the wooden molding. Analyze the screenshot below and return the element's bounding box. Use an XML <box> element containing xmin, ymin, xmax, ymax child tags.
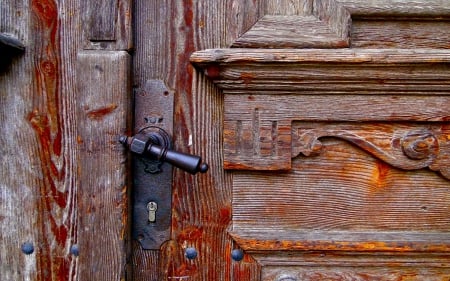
<box><xmin>230</xmin><ymin>0</ymin><xmax>450</xmax><ymax>48</ymax></box>
<box><xmin>230</xmin><ymin>14</ymin><xmax>350</xmax><ymax>48</ymax></box>
<box><xmin>191</xmin><ymin>49</ymin><xmax>450</xmax><ymax>179</ymax></box>
<box><xmin>191</xmin><ymin>48</ymin><xmax>450</xmax><ymax>94</ymax></box>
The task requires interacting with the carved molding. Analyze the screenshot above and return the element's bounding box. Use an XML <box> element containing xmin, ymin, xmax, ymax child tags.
<box><xmin>292</xmin><ymin>122</ymin><xmax>450</xmax><ymax>179</ymax></box>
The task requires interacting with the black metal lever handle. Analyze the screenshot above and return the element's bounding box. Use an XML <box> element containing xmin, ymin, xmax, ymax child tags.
<box><xmin>119</xmin><ymin>133</ymin><xmax>208</xmax><ymax>175</ymax></box>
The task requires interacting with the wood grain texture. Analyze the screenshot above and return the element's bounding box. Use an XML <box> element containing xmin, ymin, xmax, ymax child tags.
<box><xmin>1</xmin><ymin>1</ymin><xmax>37</xmax><ymax>280</ymax></box>
<box><xmin>76</xmin><ymin>51</ymin><xmax>131</xmax><ymax>281</ymax></box>
<box><xmin>351</xmin><ymin>20</ymin><xmax>450</xmax><ymax>49</ymax></box>
<box><xmin>191</xmin><ymin>48</ymin><xmax>450</xmax><ymax>94</ymax></box>
<box><xmin>262</xmin><ymin>0</ymin><xmax>314</xmax><ymax>16</ymax></box>
<box><xmin>137</xmin><ymin>1</ymin><xmax>450</xmax><ymax>280</ymax></box>
<box><xmin>132</xmin><ymin>0</ymin><xmax>260</xmax><ymax>280</ymax></box>
<box><xmin>1</xmin><ymin>0</ymin><xmax>81</xmax><ymax>280</ymax></box>
<box><xmin>231</xmin><ymin>15</ymin><xmax>349</xmax><ymax>48</ymax></box>
<box><xmin>232</xmin><ymin>141</ymin><xmax>450</xmax><ymax>232</ymax></box>
<box><xmin>82</xmin><ymin>0</ymin><xmax>132</xmax><ymax>50</ymax></box>
<box><xmin>337</xmin><ymin>0</ymin><xmax>450</xmax><ymax>18</ymax></box>
<box><xmin>263</xmin><ymin>265</ymin><xmax>450</xmax><ymax>281</ymax></box>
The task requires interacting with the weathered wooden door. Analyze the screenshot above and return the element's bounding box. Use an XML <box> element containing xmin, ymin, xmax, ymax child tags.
<box><xmin>1</xmin><ymin>0</ymin><xmax>449</xmax><ymax>281</ymax></box>
<box><xmin>132</xmin><ymin>1</ymin><xmax>450</xmax><ymax>280</ymax></box>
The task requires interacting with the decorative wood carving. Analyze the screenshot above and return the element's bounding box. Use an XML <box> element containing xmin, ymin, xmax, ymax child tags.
<box><xmin>292</xmin><ymin>122</ymin><xmax>450</xmax><ymax>179</ymax></box>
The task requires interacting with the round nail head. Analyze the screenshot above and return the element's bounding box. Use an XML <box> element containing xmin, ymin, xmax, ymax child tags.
<box><xmin>21</xmin><ymin>242</ymin><xmax>34</xmax><ymax>255</ymax></box>
<box><xmin>70</xmin><ymin>244</ymin><xmax>79</xmax><ymax>256</ymax></box>
<box><xmin>185</xmin><ymin>247</ymin><xmax>198</xmax><ymax>260</ymax></box>
<box><xmin>231</xmin><ymin>249</ymin><xmax>244</xmax><ymax>261</ymax></box>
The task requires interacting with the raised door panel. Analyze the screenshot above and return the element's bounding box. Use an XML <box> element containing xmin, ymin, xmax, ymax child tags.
<box><xmin>191</xmin><ymin>1</ymin><xmax>450</xmax><ymax>280</ymax></box>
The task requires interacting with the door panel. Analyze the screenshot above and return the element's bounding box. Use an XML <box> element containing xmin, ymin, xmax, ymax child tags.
<box><xmin>186</xmin><ymin>1</ymin><xmax>450</xmax><ymax>280</ymax></box>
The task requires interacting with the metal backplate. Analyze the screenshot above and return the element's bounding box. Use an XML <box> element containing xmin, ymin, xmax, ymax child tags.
<box><xmin>133</xmin><ymin>80</ymin><xmax>174</xmax><ymax>250</ymax></box>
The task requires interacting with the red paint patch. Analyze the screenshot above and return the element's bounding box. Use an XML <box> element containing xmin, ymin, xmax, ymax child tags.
<box><xmin>219</xmin><ymin>206</ymin><xmax>231</xmax><ymax>225</ymax></box>
<box><xmin>86</xmin><ymin>104</ymin><xmax>118</xmax><ymax>120</ymax></box>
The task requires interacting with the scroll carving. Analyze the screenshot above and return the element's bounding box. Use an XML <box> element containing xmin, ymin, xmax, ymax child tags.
<box><xmin>292</xmin><ymin>122</ymin><xmax>450</xmax><ymax>179</ymax></box>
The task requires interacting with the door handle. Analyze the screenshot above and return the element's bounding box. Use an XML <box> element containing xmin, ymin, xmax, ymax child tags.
<box><xmin>120</xmin><ymin>131</ymin><xmax>208</xmax><ymax>175</ymax></box>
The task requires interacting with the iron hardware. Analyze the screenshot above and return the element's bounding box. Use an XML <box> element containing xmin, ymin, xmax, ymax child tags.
<box><xmin>119</xmin><ymin>132</ymin><xmax>208</xmax><ymax>175</ymax></box>
<box><xmin>124</xmin><ymin>80</ymin><xmax>208</xmax><ymax>250</ymax></box>
<box><xmin>0</xmin><ymin>33</ymin><xmax>25</xmax><ymax>72</ymax></box>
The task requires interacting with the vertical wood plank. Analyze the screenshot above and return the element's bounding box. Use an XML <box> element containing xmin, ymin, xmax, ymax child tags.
<box><xmin>2</xmin><ymin>0</ymin><xmax>81</xmax><ymax>280</ymax></box>
<box><xmin>76</xmin><ymin>51</ymin><xmax>131</xmax><ymax>281</ymax></box>
<box><xmin>0</xmin><ymin>1</ymin><xmax>37</xmax><ymax>280</ymax></box>
<box><xmin>133</xmin><ymin>0</ymin><xmax>260</xmax><ymax>280</ymax></box>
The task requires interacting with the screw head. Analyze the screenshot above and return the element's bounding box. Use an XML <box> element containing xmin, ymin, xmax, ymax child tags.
<box><xmin>21</xmin><ymin>242</ymin><xmax>34</xmax><ymax>255</ymax></box>
<box><xmin>231</xmin><ymin>249</ymin><xmax>244</xmax><ymax>261</ymax></box>
<box><xmin>185</xmin><ymin>247</ymin><xmax>198</xmax><ymax>260</ymax></box>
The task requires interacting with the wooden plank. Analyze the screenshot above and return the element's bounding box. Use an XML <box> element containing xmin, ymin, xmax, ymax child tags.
<box><xmin>86</xmin><ymin>0</ymin><xmax>118</xmax><ymax>41</ymax></box>
<box><xmin>132</xmin><ymin>0</ymin><xmax>259</xmax><ymax>280</ymax></box>
<box><xmin>1</xmin><ymin>0</ymin><xmax>83</xmax><ymax>280</ymax></box>
<box><xmin>225</xmin><ymin>95</ymin><xmax>450</xmax><ymax>122</ymax></box>
<box><xmin>262</xmin><ymin>264</ymin><xmax>450</xmax><ymax>281</ymax></box>
<box><xmin>337</xmin><ymin>0</ymin><xmax>450</xmax><ymax>18</ymax></box>
<box><xmin>262</xmin><ymin>0</ymin><xmax>313</xmax><ymax>16</ymax></box>
<box><xmin>82</xmin><ymin>0</ymin><xmax>132</xmax><ymax>50</ymax></box>
<box><xmin>352</xmin><ymin>19</ymin><xmax>450</xmax><ymax>49</ymax></box>
<box><xmin>76</xmin><ymin>51</ymin><xmax>131</xmax><ymax>280</ymax></box>
<box><xmin>0</xmin><ymin>1</ymin><xmax>37</xmax><ymax>280</ymax></box>
<box><xmin>232</xmin><ymin>141</ymin><xmax>450</xmax><ymax>233</ymax></box>
<box><xmin>231</xmin><ymin>15</ymin><xmax>349</xmax><ymax>48</ymax></box>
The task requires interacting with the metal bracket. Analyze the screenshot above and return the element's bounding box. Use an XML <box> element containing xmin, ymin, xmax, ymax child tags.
<box><xmin>0</xmin><ymin>33</ymin><xmax>25</xmax><ymax>72</ymax></box>
<box><xmin>132</xmin><ymin>80</ymin><xmax>173</xmax><ymax>250</ymax></box>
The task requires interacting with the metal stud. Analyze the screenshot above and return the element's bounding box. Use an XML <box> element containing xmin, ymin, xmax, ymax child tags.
<box><xmin>185</xmin><ymin>247</ymin><xmax>198</xmax><ymax>260</ymax></box>
<box><xmin>70</xmin><ymin>244</ymin><xmax>79</xmax><ymax>256</ymax></box>
<box><xmin>21</xmin><ymin>242</ymin><xmax>34</xmax><ymax>255</ymax></box>
<box><xmin>231</xmin><ymin>249</ymin><xmax>244</xmax><ymax>261</ymax></box>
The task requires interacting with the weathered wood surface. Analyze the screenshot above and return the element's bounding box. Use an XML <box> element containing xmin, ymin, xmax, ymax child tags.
<box><xmin>190</xmin><ymin>1</ymin><xmax>450</xmax><ymax>280</ymax></box>
<box><xmin>231</xmin><ymin>15</ymin><xmax>350</xmax><ymax>48</ymax></box>
<box><xmin>76</xmin><ymin>51</ymin><xmax>131</xmax><ymax>280</ymax></box>
<box><xmin>1</xmin><ymin>0</ymin><xmax>132</xmax><ymax>280</ymax></box>
<box><xmin>262</xmin><ymin>264</ymin><xmax>450</xmax><ymax>281</ymax></box>
<box><xmin>336</xmin><ymin>0</ymin><xmax>450</xmax><ymax>17</ymax></box>
<box><xmin>1</xmin><ymin>2</ymin><xmax>38</xmax><ymax>280</ymax></box>
<box><xmin>191</xmin><ymin>49</ymin><xmax>450</xmax><ymax>94</ymax></box>
<box><xmin>132</xmin><ymin>0</ymin><xmax>260</xmax><ymax>280</ymax></box>
<box><xmin>1</xmin><ymin>0</ymin><xmax>80</xmax><ymax>280</ymax></box>
<box><xmin>82</xmin><ymin>0</ymin><xmax>132</xmax><ymax>50</ymax></box>
<box><xmin>232</xmin><ymin>146</ymin><xmax>450</xmax><ymax>233</ymax></box>
<box><xmin>352</xmin><ymin>20</ymin><xmax>450</xmax><ymax>49</ymax></box>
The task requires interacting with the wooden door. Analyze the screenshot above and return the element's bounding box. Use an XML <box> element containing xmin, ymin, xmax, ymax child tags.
<box><xmin>1</xmin><ymin>1</ymin><xmax>449</xmax><ymax>281</ymax></box>
<box><xmin>133</xmin><ymin>0</ymin><xmax>450</xmax><ymax>280</ymax></box>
